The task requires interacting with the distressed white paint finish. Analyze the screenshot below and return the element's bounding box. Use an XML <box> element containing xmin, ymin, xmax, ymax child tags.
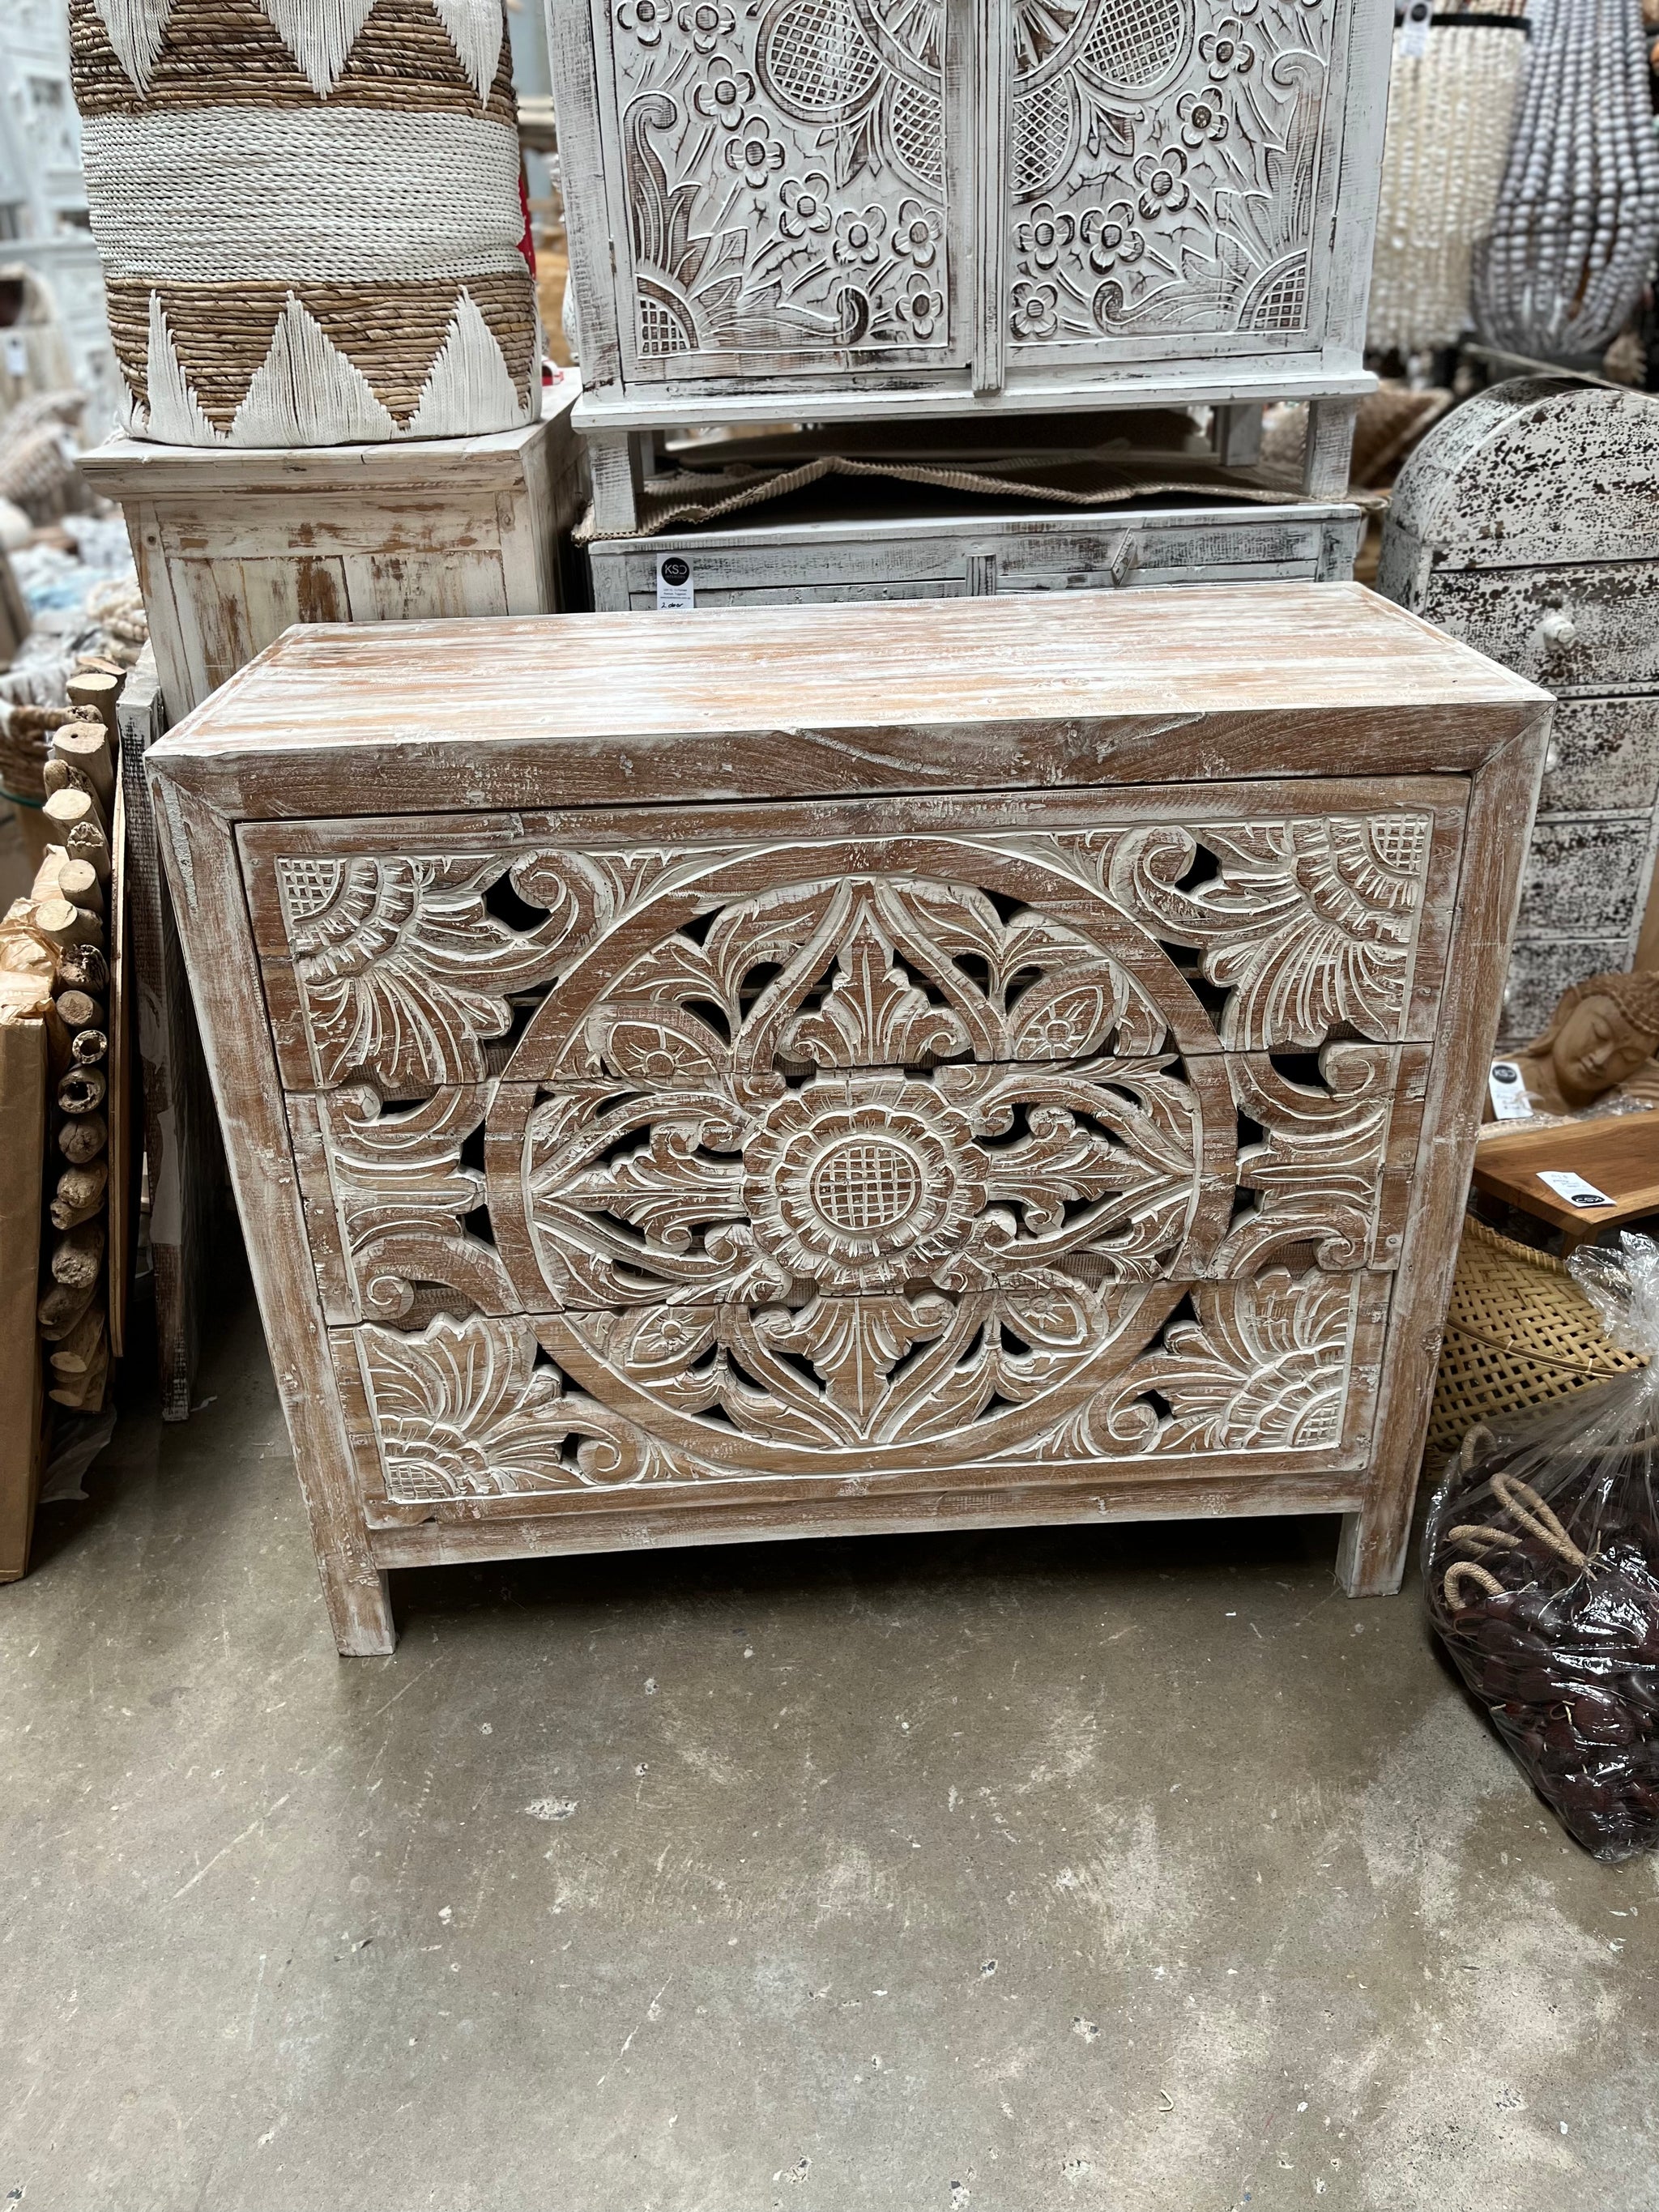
<box><xmin>80</xmin><ymin>383</ymin><xmax>586</xmax><ymax>720</ymax></box>
<box><xmin>144</xmin><ymin>586</ymin><xmax>1549</xmax><ymax>1643</ymax></box>
<box><xmin>1378</xmin><ymin>377</ymin><xmax>1659</xmax><ymax>1039</ymax></box>
<box><xmin>544</xmin><ymin>0</ymin><xmax>1391</xmax><ymax>435</ymax></box>
<box><xmin>586</xmin><ymin>497</ymin><xmax>1363</xmax><ymax>609</ymax></box>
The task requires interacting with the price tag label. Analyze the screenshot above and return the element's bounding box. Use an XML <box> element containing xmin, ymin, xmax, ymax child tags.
<box><xmin>3</xmin><ymin>335</ymin><xmax>28</xmax><ymax>378</ymax></box>
<box><xmin>656</xmin><ymin>554</ymin><xmax>694</xmax><ymax>610</ymax></box>
<box><xmin>1538</xmin><ymin>1169</ymin><xmax>1614</xmax><ymax>1210</ymax></box>
<box><xmin>1488</xmin><ymin>1059</ymin><xmax>1533</xmax><ymax>1121</ymax></box>
<box><xmin>1398</xmin><ymin>0</ymin><xmax>1432</xmax><ymax>56</ymax></box>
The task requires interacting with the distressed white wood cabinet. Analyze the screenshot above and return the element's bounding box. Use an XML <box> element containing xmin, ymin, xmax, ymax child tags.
<box><xmin>1378</xmin><ymin>378</ymin><xmax>1659</xmax><ymax>1041</ymax></box>
<box><xmin>587</xmin><ymin>494</ymin><xmax>1363</xmax><ymax>607</ymax></box>
<box><xmin>146</xmin><ymin>585</ymin><xmax>1547</xmax><ymax>1654</ymax></box>
<box><xmin>547</xmin><ymin>0</ymin><xmax>1391</xmax><ymax>505</ymax></box>
<box><xmin>80</xmin><ymin>381</ymin><xmax>586</xmax><ymax>722</ymax></box>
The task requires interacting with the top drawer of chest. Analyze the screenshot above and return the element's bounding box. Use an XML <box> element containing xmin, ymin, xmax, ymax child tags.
<box><xmin>241</xmin><ymin>780</ymin><xmax>1465</xmax><ymax>1100</ymax></box>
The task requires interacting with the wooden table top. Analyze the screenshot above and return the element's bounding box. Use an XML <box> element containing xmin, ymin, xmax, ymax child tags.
<box><xmin>1473</xmin><ymin>1113</ymin><xmax>1659</xmax><ymax>1250</ymax></box>
<box><xmin>147</xmin><ymin>582</ymin><xmax>1551</xmax><ymax>822</ymax></box>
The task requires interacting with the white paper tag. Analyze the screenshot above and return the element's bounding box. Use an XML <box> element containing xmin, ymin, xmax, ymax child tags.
<box><xmin>656</xmin><ymin>554</ymin><xmax>694</xmax><ymax>610</ymax></box>
<box><xmin>1488</xmin><ymin>1059</ymin><xmax>1533</xmax><ymax>1121</ymax></box>
<box><xmin>1398</xmin><ymin>0</ymin><xmax>1432</xmax><ymax>56</ymax></box>
<box><xmin>3</xmin><ymin>335</ymin><xmax>27</xmax><ymax>378</ymax></box>
<box><xmin>1537</xmin><ymin>1169</ymin><xmax>1614</xmax><ymax>1209</ymax></box>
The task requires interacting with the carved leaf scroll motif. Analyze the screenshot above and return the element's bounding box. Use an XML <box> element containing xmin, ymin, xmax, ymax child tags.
<box><xmin>357</xmin><ymin>1270</ymin><xmax>1370</xmax><ymax>1501</ymax></box>
<box><xmin>359</xmin><ymin>1314</ymin><xmax>670</xmax><ymax>1499</ymax></box>
<box><xmin>273</xmin><ymin>812</ymin><xmax>1436</xmax><ymax>1504</ymax></box>
<box><xmin>318</xmin><ymin>1082</ymin><xmax>518</xmax><ymax>1322</ymax></box>
<box><xmin>276</xmin><ymin>855</ymin><xmax>574</xmax><ymax>1093</ymax></box>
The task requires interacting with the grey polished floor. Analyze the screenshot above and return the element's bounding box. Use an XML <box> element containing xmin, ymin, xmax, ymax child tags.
<box><xmin>3</xmin><ymin>1283</ymin><xmax>1656</xmax><ymax>2212</ymax></box>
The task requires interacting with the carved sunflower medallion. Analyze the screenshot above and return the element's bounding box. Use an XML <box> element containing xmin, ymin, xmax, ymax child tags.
<box><xmin>742</xmin><ymin>1076</ymin><xmax>990</xmax><ymax>1290</ymax></box>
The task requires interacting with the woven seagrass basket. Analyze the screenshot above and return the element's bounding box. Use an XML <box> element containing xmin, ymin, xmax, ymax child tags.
<box><xmin>1424</xmin><ymin>1214</ymin><xmax>1648</xmax><ymax>1473</ymax></box>
<box><xmin>69</xmin><ymin>0</ymin><xmax>538</xmax><ymax>447</ymax></box>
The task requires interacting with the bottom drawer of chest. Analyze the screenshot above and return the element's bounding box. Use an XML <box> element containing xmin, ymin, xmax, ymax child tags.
<box><xmin>329</xmin><ymin>1270</ymin><xmax>1392</xmax><ymax>1533</ymax></box>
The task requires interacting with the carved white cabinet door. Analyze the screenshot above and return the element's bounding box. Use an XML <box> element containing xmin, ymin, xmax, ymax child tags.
<box><xmin>588</xmin><ymin>0</ymin><xmax>977</xmax><ymax>381</ymax></box>
<box><xmin>1001</xmin><ymin>0</ymin><xmax>1357</xmax><ymax>369</ymax></box>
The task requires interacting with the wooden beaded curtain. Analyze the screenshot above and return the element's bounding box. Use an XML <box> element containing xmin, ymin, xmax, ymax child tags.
<box><xmin>1473</xmin><ymin>0</ymin><xmax>1659</xmax><ymax>360</ymax></box>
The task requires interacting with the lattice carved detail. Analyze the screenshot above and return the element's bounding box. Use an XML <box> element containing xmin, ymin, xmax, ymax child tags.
<box><xmin>1007</xmin><ymin>0</ymin><xmax>1337</xmax><ymax>346</ymax></box>
<box><xmin>354</xmin><ymin>1264</ymin><xmax>1376</xmax><ymax>1501</ymax></box>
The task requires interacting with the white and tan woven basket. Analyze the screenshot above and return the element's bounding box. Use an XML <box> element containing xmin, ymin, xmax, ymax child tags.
<box><xmin>70</xmin><ymin>0</ymin><xmax>539</xmax><ymax>446</ymax></box>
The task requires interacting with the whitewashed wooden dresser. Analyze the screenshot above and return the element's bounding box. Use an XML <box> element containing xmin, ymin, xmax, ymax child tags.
<box><xmin>147</xmin><ymin>585</ymin><xmax>1547</xmax><ymax>1652</ymax></box>
<box><xmin>1378</xmin><ymin>379</ymin><xmax>1659</xmax><ymax>1042</ymax></box>
<box><xmin>547</xmin><ymin>0</ymin><xmax>1392</xmax><ymax>516</ymax></box>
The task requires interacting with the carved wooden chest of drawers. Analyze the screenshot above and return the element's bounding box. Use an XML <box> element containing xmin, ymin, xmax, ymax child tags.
<box><xmin>586</xmin><ymin>493</ymin><xmax>1363</xmax><ymax>608</ymax></box>
<box><xmin>548</xmin><ymin>0</ymin><xmax>1391</xmax><ymax>459</ymax></box>
<box><xmin>1378</xmin><ymin>378</ymin><xmax>1659</xmax><ymax>1040</ymax></box>
<box><xmin>147</xmin><ymin>585</ymin><xmax>1548</xmax><ymax>1652</ymax></box>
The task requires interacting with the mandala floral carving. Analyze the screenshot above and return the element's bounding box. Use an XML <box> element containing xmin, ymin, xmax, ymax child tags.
<box><xmin>274</xmin><ymin>808</ymin><xmax>1440</xmax><ymax>1506</ymax></box>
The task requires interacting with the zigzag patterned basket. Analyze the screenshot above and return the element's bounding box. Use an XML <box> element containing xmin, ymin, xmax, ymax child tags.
<box><xmin>70</xmin><ymin>0</ymin><xmax>539</xmax><ymax>446</ymax></box>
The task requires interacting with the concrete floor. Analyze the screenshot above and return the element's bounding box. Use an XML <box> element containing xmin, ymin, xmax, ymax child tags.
<box><xmin>3</xmin><ymin>1285</ymin><xmax>1657</xmax><ymax>2212</ymax></box>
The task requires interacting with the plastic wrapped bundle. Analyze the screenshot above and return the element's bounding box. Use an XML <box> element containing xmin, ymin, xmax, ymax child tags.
<box><xmin>68</xmin><ymin>0</ymin><xmax>539</xmax><ymax>446</ymax></box>
<box><xmin>1426</xmin><ymin>1232</ymin><xmax>1659</xmax><ymax>1860</ymax></box>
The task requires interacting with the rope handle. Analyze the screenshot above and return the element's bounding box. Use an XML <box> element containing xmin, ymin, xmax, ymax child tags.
<box><xmin>1491</xmin><ymin>1472</ymin><xmax>1589</xmax><ymax>1569</ymax></box>
<box><xmin>1448</xmin><ymin>1521</ymin><xmax>1525</xmax><ymax>1555</ymax></box>
<box><xmin>1445</xmin><ymin>1561</ymin><xmax>1506</xmax><ymax>1608</ymax></box>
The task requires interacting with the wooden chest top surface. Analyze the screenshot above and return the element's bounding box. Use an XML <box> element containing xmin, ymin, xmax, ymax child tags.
<box><xmin>150</xmin><ymin>585</ymin><xmax>1548</xmax><ymax>820</ymax></box>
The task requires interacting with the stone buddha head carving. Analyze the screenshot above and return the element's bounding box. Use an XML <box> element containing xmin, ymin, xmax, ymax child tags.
<box><xmin>1517</xmin><ymin>968</ymin><xmax>1659</xmax><ymax>1114</ymax></box>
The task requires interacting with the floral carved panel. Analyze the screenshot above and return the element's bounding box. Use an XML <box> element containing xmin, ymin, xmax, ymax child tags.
<box><xmin>272</xmin><ymin>805</ymin><xmax>1441</xmax><ymax>1504</ymax></box>
<box><xmin>351</xmin><ymin>1262</ymin><xmax>1384</xmax><ymax>1504</ymax></box>
<box><xmin>1006</xmin><ymin>0</ymin><xmax>1339</xmax><ymax>348</ymax></box>
<box><xmin>603</xmin><ymin>0</ymin><xmax>959</xmax><ymax>363</ymax></box>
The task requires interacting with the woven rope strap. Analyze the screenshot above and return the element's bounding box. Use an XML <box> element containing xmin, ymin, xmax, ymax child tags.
<box><xmin>579</xmin><ymin>454</ymin><xmax>1380</xmax><ymax>545</ymax></box>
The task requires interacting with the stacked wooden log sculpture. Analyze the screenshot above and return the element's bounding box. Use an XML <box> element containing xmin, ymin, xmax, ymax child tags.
<box><xmin>3</xmin><ymin>665</ymin><xmax>124</xmax><ymax>1413</ymax></box>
